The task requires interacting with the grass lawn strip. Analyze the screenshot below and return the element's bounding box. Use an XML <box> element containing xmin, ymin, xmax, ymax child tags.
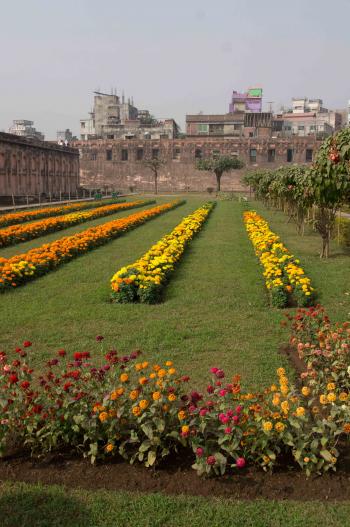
<box><xmin>111</xmin><ymin>201</ymin><xmax>215</xmax><ymax>303</ymax></box>
<box><xmin>0</xmin><ymin>200</ymin><xmax>153</xmax><ymax>248</ymax></box>
<box><xmin>0</xmin><ymin>198</ymin><xmax>125</xmax><ymax>228</ymax></box>
<box><xmin>0</xmin><ymin>200</ymin><xmax>184</xmax><ymax>292</ymax></box>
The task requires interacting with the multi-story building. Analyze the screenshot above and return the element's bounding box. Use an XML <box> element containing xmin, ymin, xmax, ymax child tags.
<box><xmin>186</xmin><ymin>112</ymin><xmax>273</xmax><ymax>138</ymax></box>
<box><xmin>8</xmin><ymin>120</ymin><xmax>44</xmax><ymax>141</ymax></box>
<box><xmin>280</xmin><ymin>97</ymin><xmax>343</xmax><ymax>137</ymax></box>
<box><xmin>80</xmin><ymin>91</ymin><xmax>179</xmax><ymax>140</ymax></box>
<box><xmin>229</xmin><ymin>87</ymin><xmax>263</xmax><ymax>113</ymax></box>
<box><xmin>57</xmin><ymin>129</ymin><xmax>74</xmax><ymax>143</ymax></box>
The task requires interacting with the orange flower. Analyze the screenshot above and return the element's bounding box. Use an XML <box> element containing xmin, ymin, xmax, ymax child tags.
<box><xmin>139</xmin><ymin>399</ymin><xmax>149</xmax><ymax>410</ymax></box>
<box><xmin>139</xmin><ymin>376</ymin><xmax>148</xmax><ymax>385</ymax></box>
<box><xmin>120</xmin><ymin>373</ymin><xmax>129</xmax><ymax>383</ymax></box>
<box><xmin>99</xmin><ymin>412</ymin><xmax>108</xmax><ymax>422</ymax></box>
<box><xmin>152</xmin><ymin>391</ymin><xmax>161</xmax><ymax>401</ymax></box>
<box><xmin>168</xmin><ymin>393</ymin><xmax>176</xmax><ymax>402</ymax></box>
<box><xmin>129</xmin><ymin>390</ymin><xmax>139</xmax><ymax>401</ymax></box>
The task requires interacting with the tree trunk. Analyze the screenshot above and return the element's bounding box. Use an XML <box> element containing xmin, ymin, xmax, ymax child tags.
<box><xmin>154</xmin><ymin>171</ymin><xmax>158</xmax><ymax>195</ymax></box>
<box><xmin>215</xmin><ymin>171</ymin><xmax>222</xmax><ymax>193</ymax></box>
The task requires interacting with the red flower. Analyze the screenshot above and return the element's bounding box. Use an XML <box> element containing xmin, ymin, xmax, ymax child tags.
<box><xmin>69</xmin><ymin>370</ymin><xmax>80</xmax><ymax>380</ymax></box>
<box><xmin>58</xmin><ymin>349</ymin><xmax>66</xmax><ymax>357</ymax></box>
<box><xmin>15</xmin><ymin>347</ymin><xmax>22</xmax><ymax>353</ymax></box>
<box><xmin>32</xmin><ymin>404</ymin><xmax>43</xmax><ymax>414</ymax></box>
<box><xmin>9</xmin><ymin>374</ymin><xmax>18</xmax><ymax>384</ymax></box>
<box><xmin>96</xmin><ymin>335</ymin><xmax>104</xmax><ymax>342</ymax></box>
<box><xmin>63</xmin><ymin>381</ymin><xmax>73</xmax><ymax>391</ymax></box>
<box><xmin>23</xmin><ymin>341</ymin><xmax>32</xmax><ymax>348</ymax></box>
<box><xmin>74</xmin><ymin>352</ymin><xmax>83</xmax><ymax>360</ymax></box>
<box><xmin>20</xmin><ymin>381</ymin><xmax>30</xmax><ymax>390</ymax></box>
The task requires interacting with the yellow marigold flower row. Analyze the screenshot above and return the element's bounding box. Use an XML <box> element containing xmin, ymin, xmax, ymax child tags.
<box><xmin>0</xmin><ymin>200</ymin><xmax>153</xmax><ymax>248</ymax></box>
<box><xmin>0</xmin><ymin>198</ymin><xmax>123</xmax><ymax>229</ymax></box>
<box><xmin>0</xmin><ymin>200</ymin><xmax>184</xmax><ymax>292</ymax></box>
<box><xmin>243</xmin><ymin>210</ymin><xmax>315</xmax><ymax>308</ymax></box>
<box><xmin>110</xmin><ymin>202</ymin><xmax>215</xmax><ymax>304</ymax></box>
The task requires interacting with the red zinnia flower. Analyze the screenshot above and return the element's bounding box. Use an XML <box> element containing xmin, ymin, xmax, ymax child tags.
<box><xmin>63</xmin><ymin>381</ymin><xmax>73</xmax><ymax>391</ymax></box>
<box><xmin>58</xmin><ymin>349</ymin><xmax>66</xmax><ymax>357</ymax></box>
<box><xmin>9</xmin><ymin>374</ymin><xmax>18</xmax><ymax>384</ymax></box>
<box><xmin>20</xmin><ymin>381</ymin><xmax>30</xmax><ymax>390</ymax></box>
<box><xmin>23</xmin><ymin>341</ymin><xmax>32</xmax><ymax>348</ymax></box>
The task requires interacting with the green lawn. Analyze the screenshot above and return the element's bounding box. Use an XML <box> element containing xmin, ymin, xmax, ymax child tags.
<box><xmin>1</xmin><ymin>482</ymin><xmax>350</xmax><ymax>527</ymax></box>
<box><xmin>1</xmin><ymin>194</ymin><xmax>350</xmax><ymax>524</ymax></box>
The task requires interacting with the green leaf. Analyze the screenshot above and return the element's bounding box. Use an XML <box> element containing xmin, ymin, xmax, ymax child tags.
<box><xmin>320</xmin><ymin>449</ymin><xmax>333</xmax><ymax>462</ymax></box>
<box><xmin>147</xmin><ymin>450</ymin><xmax>157</xmax><ymax>466</ymax></box>
<box><xmin>141</xmin><ymin>423</ymin><xmax>154</xmax><ymax>440</ymax></box>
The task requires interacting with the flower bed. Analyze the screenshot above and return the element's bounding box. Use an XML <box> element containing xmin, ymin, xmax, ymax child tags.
<box><xmin>243</xmin><ymin>210</ymin><xmax>315</xmax><ymax>308</ymax></box>
<box><xmin>111</xmin><ymin>202</ymin><xmax>215</xmax><ymax>304</ymax></box>
<box><xmin>0</xmin><ymin>200</ymin><xmax>153</xmax><ymax>248</ymax></box>
<box><xmin>0</xmin><ymin>198</ymin><xmax>125</xmax><ymax>229</ymax></box>
<box><xmin>0</xmin><ymin>200</ymin><xmax>184</xmax><ymax>292</ymax></box>
<box><xmin>0</xmin><ymin>310</ymin><xmax>349</xmax><ymax>478</ymax></box>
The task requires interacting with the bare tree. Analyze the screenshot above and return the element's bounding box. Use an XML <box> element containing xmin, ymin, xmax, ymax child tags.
<box><xmin>143</xmin><ymin>158</ymin><xmax>165</xmax><ymax>195</ymax></box>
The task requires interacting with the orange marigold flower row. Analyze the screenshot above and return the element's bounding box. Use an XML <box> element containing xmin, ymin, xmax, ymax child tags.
<box><xmin>0</xmin><ymin>200</ymin><xmax>184</xmax><ymax>292</ymax></box>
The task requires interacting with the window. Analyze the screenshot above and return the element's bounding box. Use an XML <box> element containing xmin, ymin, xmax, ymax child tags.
<box><xmin>81</xmin><ymin>122</ymin><xmax>85</xmax><ymax>129</ymax></box>
<box><xmin>249</xmin><ymin>148</ymin><xmax>257</xmax><ymax>163</ymax></box>
<box><xmin>233</xmin><ymin>124</ymin><xmax>242</xmax><ymax>130</ymax></box>
<box><xmin>121</xmin><ymin>149</ymin><xmax>128</xmax><ymax>161</ymax></box>
<box><xmin>310</xmin><ymin>125</ymin><xmax>316</xmax><ymax>131</ymax></box>
<box><xmin>107</xmin><ymin>134</ymin><xmax>114</xmax><ymax>139</ymax></box>
<box><xmin>268</xmin><ymin>148</ymin><xmax>275</xmax><ymax>162</ymax></box>
<box><xmin>152</xmin><ymin>148</ymin><xmax>159</xmax><ymax>159</ymax></box>
<box><xmin>298</xmin><ymin>125</ymin><xmax>305</xmax><ymax>131</ymax></box>
<box><xmin>249</xmin><ymin>132</ymin><xmax>254</xmax><ymax>138</ymax></box>
<box><xmin>305</xmin><ymin>149</ymin><xmax>313</xmax><ymax>162</ymax></box>
<box><xmin>106</xmin><ymin>150</ymin><xmax>112</xmax><ymax>161</ymax></box>
<box><xmin>90</xmin><ymin>152</ymin><xmax>97</xmax><ymax>161</ymax></box>
<box><xmin>198</xmin><ymin>124</ymin><xmax>209</xmax><ymax>134</ymax></box>
<box><xmin>173</xmin><ymin>147</ymin><xmax>181</xmax><ymax>160</ymax></box>
<box><xmin>136</xmin><ymin>148</ymin><xmax>144</xmax><ymax>161</ymax></box>
<box><xmin>212</xmin><ymin>149</ymin><xmax>220</xmax><ymax>159</ymax></box>
<box><xmin>287</xmin><ymin>149</ymin><xmax>293</xmax><ymax>162</ymax></box>
<box><xmin>195</xmin><ymin>148</ymin><xmax>202</xmax><ymax>159</ymax></box>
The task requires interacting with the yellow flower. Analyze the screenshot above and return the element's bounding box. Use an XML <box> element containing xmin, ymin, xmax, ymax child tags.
<box><xmin>135</xmin><ymin>363</ymin><xmax>143</xmax><ymax>371</ymax></box>
<box><xmin>263</xmin><ymin>421</ymin><xmax>273</xmax><ymax>432</ymax></box>
<box><xmin>281</xmin><ymin>401</ymin><xmax>289</xmax><ymax>415</ymax></box>
<box><xmin>275</xmin><ymin>422</ymin><xmax>285</xmax><ymax>433</ymax></box>
<box><xmin>142</xmin><ymin>361</ymin><xmax>149</xmax><ymax>369</ymax></box>
<box><xmin>295</xmin><ymin>407</ymin><xmax>305</xmax><ymax>417</ymax></box>
<box><xmin>116</xmin><ymin>388</ymin><xmax>124</xmax><ymax>396</ymax></box>
<box><xmin>327</xmin><ymin>383</ymin><xmax>336</xmax><ymax>391</ymax></box>
<box><xmin>139</xmin><ymin>399</ymin><xmax>149</xmax><ymax>410</ymax></box>
<box><xmin>178</xmin><ymin>410</ymin><xmax>186</xmax><ymax>420</ymax></box>
<box><xmin>168</xmin><ymin>393</ymin><xmax>176</xmax><ymax>402</ymax></box>
<box><xmin>105</xmin><ymin>443</ymin><xmax>114</xmax><ymax>453</ymax></box>
<box><xmin>120</xmin><ymin>373</ymin><xmax>129</xmax><ymax>383</ymax></box>
<box><xmin>152</xmin><ymin>391</ymin><xmax>161</xmax><ymax>401</ymax></box>
<box><xmin>279</xmin><ymin>376</ymin><xmax>288</xmax><ymax>386</ymax></box>
<box><xmin>132</xmin><ymin>406</ymin><xmax>141</xmax><ymax>416</ymax></box>
<box><xmin>99</xmin><ymin>412</ymin><xmax>108</xmax><ymax>422</ymax></box>
<box><xmin>168</xmin><ymin>368</ymin><xmax>176</xmax><ymax>375</ymax></box>
<box><xmin>272</xmin><ymin>395</ymin><xmax>280</xmax><ymax>407</ymax></box>
<box><xmin>319</xmin><ymin>394</ymin><xmax>328</xmax><ymax>405</ymax></box>
<box><xmin>165</xmin><ymin>361</ymin><xmax>173</xmax><ymax>367</ymax></box>
<box><xmin>277</xmin><ymin>368</ymin><xmax>286</xmax><ymax>377</ymax></box>
<box><xmin>181</xmin><ymin>425</ymin><xmax>190</xmax><ymax>434</ymax></box>
<box><xmin>280</xmin><ymin>385</ymin><xmax>289</xmax><ymax>396</ymax></box>
<box><xmin>327</xmin><ymin>392</ymin><xmax>336</xmax><ymax>403</ymax></box>
<box><xmin>339</xmin><ymin>392</ymin><xmax>348</xmax><ymax>402</ymax></box>
<box><xmin>129</xmin><ymin>390</ymin><xmax>139</xmax><ymax>401</ymax></box>
<box><xmin>158</xmin><ymin>369</ymin><xmax>167</xmax><ymax>378</ymax></box>
<box><xmin>149</xmin><ymin>373</ymin><xmax>156</xmax><ymax>379</ymax></box>
<box><xmin>270</xmin><ymin>384</ymin><xmax>278</xmax><ymax>392</ymax></box>
<box><xmin>301</xmin><ymin>386</ymin><xmax>310</xmax><ymax>397</ymax></box>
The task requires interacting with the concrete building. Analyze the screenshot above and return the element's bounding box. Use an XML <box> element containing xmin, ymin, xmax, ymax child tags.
<box><xmin>80</xmin><ymin>91</ymin><xmax>179</xmax><ymax>141</ymax></box>
<box><xmin>57</xmin><ymin>129</ymin><xmax>74</xmax><ymax>143</ymax></box>
<box><xmin>280</xmin><ymin>97</ymin><xmax>343</xmax><ymax>137</ymax></box>
<box><xmin>229</xmin><ymin>87</ymin><xmax>263</xmax><ymax>113</ymax></box>
<box><xmin>0</xmin><ymin>132</ymin><xmax>79</xmax><ymax>204</ymax></box>
<box><xmin>8</xmin><ymin>120</ymin><xmax>44</xmax><ymax>141</ymax></box>
<box><xmin>73</xmin><ymin>136</ymin><xmax>320</xmax><ymax>193</ymax></box>
<box><xmin>186</xmin><ymin>112</ymin><xmax>273</xmax><ymax>138</ymax></box>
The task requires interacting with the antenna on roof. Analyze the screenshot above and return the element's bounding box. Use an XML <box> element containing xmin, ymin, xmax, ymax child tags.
<box><xmin>267</xmin><ymin>101</ymin><xmax>274</xmax><ymax>113</ymax></box>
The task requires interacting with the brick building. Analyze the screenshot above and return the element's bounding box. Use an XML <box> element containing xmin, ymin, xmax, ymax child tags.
<box><xmin>74</xmin><ymin>136</ymin><xmax>321</xmax><ymax>193</ymax></box>
<box><xmin>0</xmin><ymin>133</ymin><xmax>80</xmax><ymax>204</ymax></box>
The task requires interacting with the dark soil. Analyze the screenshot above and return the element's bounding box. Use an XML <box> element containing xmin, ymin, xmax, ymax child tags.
<box><xmin>1</xmin><ymin>451</ymin><xmax>350</xmax><ymax>501</ymax></box>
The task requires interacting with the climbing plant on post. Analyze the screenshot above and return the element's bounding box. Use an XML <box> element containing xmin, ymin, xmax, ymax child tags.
<box><xmin>306</xmin><ymin>128</ymin><xmax>350</xmax><ymax>258</ymax></box>
<box><xmin>196</xmin><ymin>155</ymin><xmax>244</xmax><ymax>193</ymax></box>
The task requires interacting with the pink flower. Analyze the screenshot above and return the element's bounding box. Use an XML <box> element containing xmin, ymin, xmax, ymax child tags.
<box><xmin>219</xmin><ymin>415</ymin><xmax>229</xmax><ymax>424</ymax></box>
<box><xmin>206</xmin><ymin>455</ymin><xmax>216</xmax><ymax>466</ymax></box>
<box><xmin>210</xmin><ymin>367</ymin><xmax>219</xmax><ymax>374</ymax></box>
<box><xmin>3</xmin><ymin>365</ymin><xmax>11</xmax><ymax>372</ymax></box>
<box><xmin>207</xmin><ymin>385</ymin><xmax>214</xmax><ymax>394</ymax></box>
<box><xmin>196</xmin><ymin>447</ymin><xmax>204</xmax><ymax>457</ymax></box>
<box><xmin>226</xmin><ymin>410</ymin><xmax>234</xmax><ymax>418</ymax></box>
<box><xmin>235</xmin><ymin>405</ymin><xmax>243</xmax><ymax>414</ymax></box>
<box><xmin>199</xmin><ymin>408</ymin><xmax>208</xmax><ymax>417</ymax></box>
<box><xmin>224</xmin><ymin>427</ymin><xmax>232</xmax><ymax>434</ymax></box>
<box><xmin>232</xmin><ymin>415</ymin><xmax>240</xmax><ymax>424</ymax></box>
<box><xmin>236</xmin><ymin>457</ymin><xmax>246</xmax><ymax>469</ymax></box>
<box><xmin>219</xmin><ymin>389</ymin><xmax>227</xmax><ymax>397</ymax></box>
<box><xmin>215</xmin><ymin>369</ymin><xmax>225</xmax><ymax>379</ymax></box>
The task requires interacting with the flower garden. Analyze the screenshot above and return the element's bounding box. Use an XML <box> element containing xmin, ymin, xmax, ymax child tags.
<box><xmin>0</xmin><ymin>183</ymin><xmax>349</xmax><ymax>523</ymax></box>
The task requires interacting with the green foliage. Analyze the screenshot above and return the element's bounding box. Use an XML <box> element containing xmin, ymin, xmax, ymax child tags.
<box><xmin>197</xmin><ymin>155</ymin><xmax>244</xmax><ymax>191</ymax></box>
<box><xmin>334</xmin><ymin>216</ymin><xmax>350</xmax><ymax>248</ymax></box>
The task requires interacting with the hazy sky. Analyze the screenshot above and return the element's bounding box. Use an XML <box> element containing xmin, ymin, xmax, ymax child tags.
<box><xmin>1</xmin><ymin>0</ymin><xmax>349</xmax><ymax>139</ymax></box>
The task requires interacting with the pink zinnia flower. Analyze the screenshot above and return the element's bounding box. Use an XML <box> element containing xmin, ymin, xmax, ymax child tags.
<box><xmin>236</xmin><ymin>457</ymin><xmax>246</xmax><ymax>469</ymax></box>
<box><xmin>196</xmin><ymin>447</ymin><xmax>204</xmax><ymax>457</ymax></box>
<box><xmin>206</xmin><ymin>455</ymin><xmax>216</xmax><ymax>466</ymax></box>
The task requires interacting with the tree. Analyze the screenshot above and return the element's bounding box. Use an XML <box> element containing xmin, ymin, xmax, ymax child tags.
<box><xmin>306</xmin><ymin>128</ymin><xmax>350</xmax><ymax>258</ymax></box>
<box><xmin>143</xmin><ymin>158</ymin><xmax>165</xmax><ymax>195</ymax></box>
<box><xmin>196</xmin><ymin>155</ymin><xmax>244</xmax><ymax>192</ymax></box>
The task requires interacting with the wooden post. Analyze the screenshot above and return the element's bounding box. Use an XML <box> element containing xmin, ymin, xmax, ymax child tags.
<box><xmin>26</xmin><ymin>195</ymin><xmax>29</xmax><ymax>206</ymax></box>
<box><xmin>59</xmin><ymin>190</ymin><xmax>62</xmax><ymax>201</ymax></box>
<box><xmin>12</xmin><ymin>193</ymin><xmax>15</xmax><ymax>209</ymax></box>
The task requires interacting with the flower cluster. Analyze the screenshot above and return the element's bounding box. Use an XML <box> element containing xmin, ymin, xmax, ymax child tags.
<box><xmin>1</xmin><ymin>314</ymin><xmax>350</xmax><ymax>478</ymax></box>
<box><xmin>0</xmin><ymin>201</ymin><xmax>153</xmax><ymax>248</ymax></box>
<box><xmin>0</xmin><ymin>198</ymin><xmax>124</xmax><ymax>229</ymax></box>
<box><xmin>243</xmin><ymin>210</ymin><xmax>315</xmax><ymax>307</ymax></box>
<box><xmin>111</xmin><ymin>202</ymin><xmax>215</xmax><ymax>304</ymax></box>
<box><xmin>0</xmin><ymin>201</ymin><xmax>184</xmax><ymax>292</ymax></box>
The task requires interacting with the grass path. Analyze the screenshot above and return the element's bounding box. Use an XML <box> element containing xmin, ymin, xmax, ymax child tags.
<box><xmin>1</xmin><ymin>482</ymin><xmax>350</xmax><ymax>527</ymax></box>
